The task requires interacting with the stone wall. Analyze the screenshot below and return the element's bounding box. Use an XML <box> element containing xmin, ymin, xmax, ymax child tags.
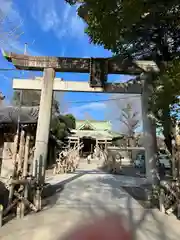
<box><xmin>106</xmin><ymin>147</ymin><xmax>145</xmax><ymax>167</ymax></box>
<box><xmin>107</xmin><ymin>148</ymin><xmax>131</xmax><ymax>166</ymax></box>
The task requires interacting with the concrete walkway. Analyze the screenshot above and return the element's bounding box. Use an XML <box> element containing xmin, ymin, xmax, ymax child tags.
<box><xmin>0</xmin><ymin>162</ymin><xmax>180</xmax><ymax>240</ymax></box>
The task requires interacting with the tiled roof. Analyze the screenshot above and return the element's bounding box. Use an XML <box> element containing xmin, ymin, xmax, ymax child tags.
<box><xmin>0</xmin><ymin>106</ymin><xmax>39</xmax><ymax>124</ymax></box>
<box><xmin>76</xmin><ymin>119</ymin><xmax>111</xmax><ymax>131</ymax></box>
<box><xmin>70</xmin><ymin>129</ymin><xmax>121</xmax><ymax>139</ymax></box>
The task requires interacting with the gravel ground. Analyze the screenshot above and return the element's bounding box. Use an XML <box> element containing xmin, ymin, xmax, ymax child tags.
<box><xmin>0</xmin><ymin>162</ymin><xmax>180</xmax><ymax>240</ymax></box>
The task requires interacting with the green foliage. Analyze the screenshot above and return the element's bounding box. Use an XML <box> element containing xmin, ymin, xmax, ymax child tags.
<box><xmin>58</xmin><ymin>114</ymin><xmax>76</xmax><ymax>129</ymax></box>
<box><xmin>52</xmin><ymin>98</ymin><xmax>60</xmax><ymax>114</ymax></box>
<box><xmin>51</xmin><ymin>118</ymin><xmax>67</xmax><ymax>139</ymax></box>
<box><xmin>66</xmin><ymin>0</ymin><xmax>180</xmax><ymax>60</ymax></box>
<box><xmin>150</xmin><ymin>60</ymin><xmax>180</xmax><ymax>152</ymax></box>
<box><xmin>64</xmin><ymin>114</ymin><xmax>76</xmax><ymax>129</ymax></box>
<box><xmin>65</xmin><ymin>0</ymin><xmax>180</xmax><ymax>152</ymax></box>
<box><xmin>51</xmin><ymin>114</ymin><xmax>76</xmax><ymax>139</ymax></box>
<box><xmin>150</xmin><ymin>60</ymin><xmax>180</xmax><ymax>124</ymax></box>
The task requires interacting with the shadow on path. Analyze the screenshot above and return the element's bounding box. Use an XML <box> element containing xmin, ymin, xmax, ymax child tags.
<box><xmin>59</xmin><ymin>174</ymin><xmax>179</xmax><ymax>240</ymax></box>
<box><xmin>42</xmin><ymin>172</ymin><xmax>86</xmax><ymax>199</ymax></box>
<box><xmin>1</xmin><ymin>170</ymin><xmax>180</xmax><ymax>240</ymax></box>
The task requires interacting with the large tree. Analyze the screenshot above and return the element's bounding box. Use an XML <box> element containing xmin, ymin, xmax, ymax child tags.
<box><xmin>66</xmin><ymin>0</ymin><xmax>180</xmax><ymax>60</ymax></box>
<box><xmin>65</xmin><ymin>0</ymin><xmax>180</xmax><ymax>153</ymax></box>
<box><xmin>51</xmin><ymin>114</ymin><xmax>76</xmax><ymax>139</ymax></box>
<box><xmin>150</xmin><ymin>60</ymin><xmax>180</xmax><ymax>152</ymax></box>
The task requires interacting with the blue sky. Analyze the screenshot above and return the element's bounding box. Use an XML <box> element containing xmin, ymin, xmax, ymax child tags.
<box><xmin>0</xmin><ymin>0</ymin><xmax>142</xmax><ymax>132</ymax></box>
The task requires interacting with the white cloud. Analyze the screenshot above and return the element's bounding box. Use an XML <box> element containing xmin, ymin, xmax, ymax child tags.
<box><xmin>66</xmin><ymin>102</ymin><xmax>106</xmax><ymax>119</ymax></box>
<box><xmin>77</xmin><ymin>102</ymin><xmax>106</xmax><ymax>111</ymax></box>
<box><xmin>0</xmin><ymin>0</ymin><xmax>24</xmax><ymax>52</ymax></box>
<box><xmin>0</xmin><ymin>1</ymin><xmax>45</xmax><ymax>56</ymax></box>
<box><xmin>31</xmin><ymin>0</ymin><xmax>85</xmax><ymax>40</ymax></box>
<box><xmin>0</xmin><ymin>0</ymin><xmax>22</xmax><ymax>22</ymax></box>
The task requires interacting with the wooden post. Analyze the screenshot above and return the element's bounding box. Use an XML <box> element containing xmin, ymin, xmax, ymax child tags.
<box><xmin>16</xmin><ymin>202</ymin><xmax>21</xmax><ymax>219</ymax></box>
<box><xmin>105</xmin><ymin>139</ymin><xmax>107</xmax><ymax>150</ymax></box>
<box><xmin>78</xmin><ymin>137</ymin><xmax>80</xmax><ymax>156</ymax></box>
<box><xmin>0</xmin><ymin>129</ymin><xmax>4</xmax><ymax>176</ymax></box>
<box><xmin>12</xmin><ymin>133</ymin><xmax>19</xmax><ymax>172</ymax></box>
<box><xmin>16</xmin><ymin>130</ymin><xmax>25</xmax><ymax>218</ymax></box>
<box><xmin>0</xmin><ymin>204</ymin><xmax>3</xmax><ymax>227</ymax></box>
<box><xmin>8</xmin><ymin>133</ymin><xmax>18</xmax><ymax>204</ymax></box>
<box><xmin>19</xmin><ymin>133</ymin><xmax>31</xmax><ymax>218</ymax></box>
<box><xmin>172</xmin><ymin>144</ymin><xmax>176</xmax><ymax>179</ymax></box>
<box><xmin>33</xmin><ymin>188</ymin><xmax>41</xmax><ymax>212</ymax></box>
<box><xmin>23</xmin><ymin>134</ymin><xmax>30</xmax><ymax>177</ymax></box>
<box><xmin>17</xmin><ymin>130</ymin><xmax>25</xmax><ymax>174</ymax></box>
<box><xmin>159</xmin><ymin>188</ymin><xmax>165</xmax><ymax>213</ymax></box>
<box><xmin>177</xmin><ymin>202</ymin><xmax>180</xmax><ymax>219</ymax></box>
<box><xmin>176</xmin><ymin>136</ymin><xmax>180</xmax><ymax>179</ymax></box>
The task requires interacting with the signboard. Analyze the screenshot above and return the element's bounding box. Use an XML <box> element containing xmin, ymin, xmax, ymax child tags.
<box><xmin>89</xmin><ymin>58</ymin><xmax>108</xmax><ymax>87</ymax></box>
<box><xmin>13</xmin><ymin>56</ymin><xmax>90</xmax><ymax>73</ymax></box>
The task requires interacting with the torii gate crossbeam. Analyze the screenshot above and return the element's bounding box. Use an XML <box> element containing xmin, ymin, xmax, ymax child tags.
<box><xmin>13</xmin><ymin>78</ymin><xmax>142</xmax><ymax>94</ymax></box>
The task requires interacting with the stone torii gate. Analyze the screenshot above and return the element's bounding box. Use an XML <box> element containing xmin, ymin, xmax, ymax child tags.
<box><xmin>2</xmin><ymin>50</ymin><xmax>159</xmax><ymax>185</ymax></box>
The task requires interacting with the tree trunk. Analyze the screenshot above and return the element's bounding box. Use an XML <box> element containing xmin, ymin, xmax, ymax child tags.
<box><xmin>164</xmin><ymin>135</ymin><xmax>172</xmax><ymax>154</ymax></box>
<box><xmin>162</xmin><ymin>108</ymin><xmax>173</xmax><ymax>154</ymax></box>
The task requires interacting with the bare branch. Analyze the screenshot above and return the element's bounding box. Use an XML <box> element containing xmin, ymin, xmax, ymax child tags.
<box><xmin>0</xmin><ymin>9</ymin><xmax>24</xmax><ymax>47</ymax></box>
<box><xmin>116</xmin><ymin>101</ymin><xmax>140</xmax><ymax>136</ymax></box>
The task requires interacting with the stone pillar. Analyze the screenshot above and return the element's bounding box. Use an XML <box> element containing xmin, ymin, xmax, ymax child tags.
<box><xmin>33</xmin><ymin>68</ymin><xmax>55</xmax><ymax>183</ymax></box>
<box><xmin>141</xmin><ymin>73</ymin><xmax>157</xmax><ymax>184</ymax></box>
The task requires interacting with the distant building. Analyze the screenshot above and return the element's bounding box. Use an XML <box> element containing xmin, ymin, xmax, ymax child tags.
<box><xmin>67</xmin><ymin>119</ymin><xmax>121</xmax><ymax>155</ymax></box>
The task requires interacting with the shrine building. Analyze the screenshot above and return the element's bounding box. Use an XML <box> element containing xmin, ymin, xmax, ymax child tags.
<box><xmin>67</xmin><ymin>120</ymin><xmax>120</xmax><ymax>155</ymax></box>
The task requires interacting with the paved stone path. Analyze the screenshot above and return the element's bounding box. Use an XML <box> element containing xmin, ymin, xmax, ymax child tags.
<box><xmin>0</xmin><ymin>162</ymin><xmax>180</xmax><ymax>240</ymax></box>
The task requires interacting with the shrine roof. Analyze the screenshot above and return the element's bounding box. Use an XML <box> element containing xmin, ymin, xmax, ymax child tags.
<box><xmin>76</xmin><ymin>119</ymin><xmax>111</xmax><ymax>131</ymax></box>
<box><xmin>70</xmin><ymin>129</ymin><xmax>121</xmax><ymax>140</ymax></box>
<box><xmin>0</xmin><ymin>106</ymin><xmax>39</xmax><ymax>125</ymax></box>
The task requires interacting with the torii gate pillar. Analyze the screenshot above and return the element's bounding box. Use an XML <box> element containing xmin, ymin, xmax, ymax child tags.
<box><xmin>141</xmin><ymin>73</ymin><xmax>157</xmax><ymax>184</ymax></box>
<box><xmin>33</xmin><ymin>68</ymin><xmax>55</xmax><ymax>185</ymax></box>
